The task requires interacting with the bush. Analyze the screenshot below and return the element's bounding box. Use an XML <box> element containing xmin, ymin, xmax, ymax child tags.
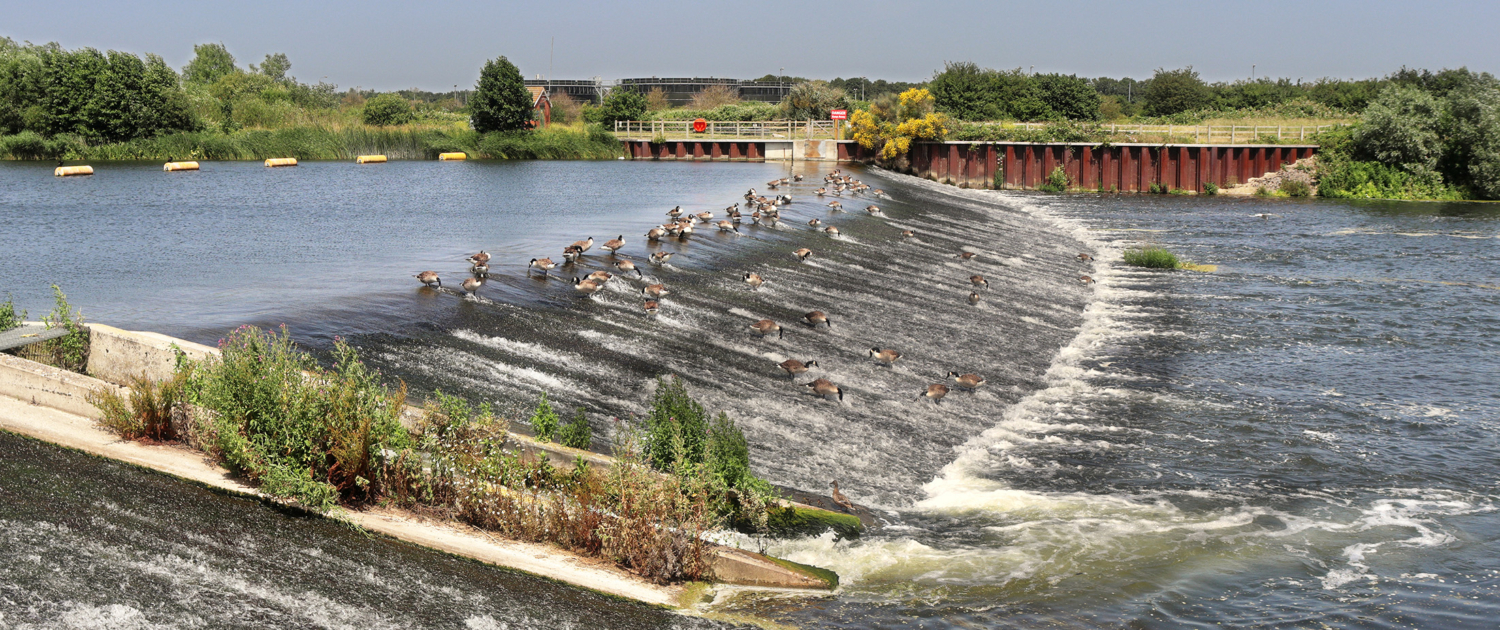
<box><xmin>470</xmin><ymin>56</ymin><xmax>534</xmax><ymax>133</ymax></box>
<box><xmin>1123</xmin><ymin>246</ymin><xmax>1182</xmax><ymax>269</ymax></box>
<box><xmin>530</xmin><ymin>393</ymin><xmax>560</xmax><ymax>442</ymax></box>
<box><xmin>0</xmin><ymin>294</ymin><xmax>23</xmax><ymax>332</ymax></box>
<box><xmin>779</xmin><ymin>81</ymin><xmax>849</xmax><ymax>120</ymax></box>
<box><xmin>1203</xmin><ymin>182</ymin><xmax>1220</xmax><ymax>195</ymax></box>
<box><xmin>90</xmin><ymin>371</ymin><xmax>187</xmax><ymax>441</ymax></box>
<box><xmin>689</xmin><ymin>84</ymin><xmax>739</xmax><ymax>109</ymax></box>
<box><xmin>1038</xmin><ymin>166</ymin><xmax>1070</xmax><ymax>192</ymax></box>
<box><xmin>1279</xmin><ymin>178</ymin><xmax>1312</xmax><ymax>197</ymax></box>
<box><xmin>17</xmin><ymin>285</ymin><xmax>89</xmax><ymax>373</ymax></box>
<box><xmin>559</xmin><ymin>407</ymin><xmax>592</xmax><ymax>449</ymax></box>
<box><xmin>361</xmin><ymin>93</ymin><xmax>414</xmax><ymax>126</ymax></box>
<box><xmin>592</xmin><ymin>88</ymin><xmax>647</xmax><ymax>126</ymax></box>
<box><xmin>704</xmin><ymin>411</ymin><xmax>750</xmax><ymax>488</ymax></box>
<box><xmin>1354</xmin><ymin>86</ymin><xmax>1442</xmax><ymax>172</ymax></box>
<box><xmin>645</xmin><ymin>376</ymin><xmax>707</xmax><ymax>471</ymax></box>
<box><xmin>1148</xmin><ymin>182</ymin><xmax>1168</xmax><ymax>194</ymax></box>
<box><xmin>1145</xmin><ymin>67</ymin><xmax>1212</xmax><ymax>116</ymax></box>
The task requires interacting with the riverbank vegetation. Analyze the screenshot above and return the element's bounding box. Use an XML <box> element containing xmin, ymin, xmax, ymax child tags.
<box><xmin>1122</xmin><ymin>247</ymin><xmax>1183</xmax><ymax>269</ymax></box>
<box><xmin>6</xmin><ymin>285</ymin><xmax>89</xmax><ymax>373</ymax></box>
<box><xmin>87</xmin><ymin>325</ymin><xmax>786</xmax><ymax>583</ymax></box>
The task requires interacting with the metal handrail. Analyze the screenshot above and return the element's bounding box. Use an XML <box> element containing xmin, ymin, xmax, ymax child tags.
<box><xmin>613</xmin><ymin>120</ymin><xmax>840</xmax><ymax>141</ymax></box>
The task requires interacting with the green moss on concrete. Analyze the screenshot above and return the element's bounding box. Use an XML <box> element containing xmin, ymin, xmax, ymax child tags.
<box><xmin>762</xmin><ymin>504</ymin><xmax>863</xmax><ymax>540</ymax></box>
<box><xmin>764</xmin><ymin>555</ymin><xmax>839</xmax><ymax>591</ymax></box>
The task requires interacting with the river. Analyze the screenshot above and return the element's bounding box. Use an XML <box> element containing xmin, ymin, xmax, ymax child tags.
<box><xmin>2</xmin><ymin>160</ymin><xmax>1497</xmax><ymax>628</ymax></box>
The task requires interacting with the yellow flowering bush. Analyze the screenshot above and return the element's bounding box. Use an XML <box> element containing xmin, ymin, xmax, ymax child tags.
<box><xmin>852</xmin><ymin>89</ymin><xmax>949</xmax><ymax>162</ymax></box>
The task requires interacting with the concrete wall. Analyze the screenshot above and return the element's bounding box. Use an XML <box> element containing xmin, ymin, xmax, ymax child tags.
<box><xmin>0</xmin><ymin>353</ymin><xmax>119</xmax><ymax>419</ymax></box>
<box><xmin>87</xmin><ymin>324</ymin><xmax>219</xmax><ymax>384</ymax></box>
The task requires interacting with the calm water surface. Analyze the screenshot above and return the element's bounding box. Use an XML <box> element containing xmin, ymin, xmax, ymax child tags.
<box><xmin>2</xmin><ymin>160</ymin><xmax>1498</xmax><ymax>628</ymax></box>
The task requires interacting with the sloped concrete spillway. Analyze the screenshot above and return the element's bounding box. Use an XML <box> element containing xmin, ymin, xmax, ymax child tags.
<box><xmin>356</xmin><ymin>168</ymin><xmax>1092</xmax><ymax>510</ymax></box>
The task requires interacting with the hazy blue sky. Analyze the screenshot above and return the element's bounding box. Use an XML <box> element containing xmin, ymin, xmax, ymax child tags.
<box><xmin>6</xmin><ymin>0</ymin><xmax>1497</xmax><ymax>91</ymax></box>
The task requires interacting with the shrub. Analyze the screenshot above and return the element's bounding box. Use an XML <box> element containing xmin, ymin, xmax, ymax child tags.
<box><xmin>644</xmin><ymin>87</ymin><xmax>672</xmax><ymax>111</ymax></box>
<box><xmin>559</xmin><ymin>407</ymin><xmax>592</xmax><ymax>449</ymax></box>
<box><xmin>1354</xmin><ymin>86</ymin><xmax>1442</xmax><ymax>172</ymax></box>
<box><xmin>1123</xmin><ymin>246</ymin><xmax>1181</xmax><ymax>269</ymax></box>
<box><xmin>1148</xmin><ymin>182</ymin><xmax>1168</xmax><ymax>194</ymax></box>
<box><xmin>361</xmin><ymin>93</ymin><xmax>414</xmax><ymax>126</ymax></box>
<box><xmin>779</xmin><ymin>81</ymin><xmax>849</xmax><ymax>120</ymax></box>
<box><xmin>704</xmin><ymin>411</ymin><xmax>750</xmax><ymax>488</ymax></box>
<box><xmin>689</xmin><ymin>84</ymin><xmax>739</xmax><ymax>109</ymax></box>
<box><xmin>91</xmin><ymin>372</ymin><xmax>187</xmax><ymax>441</ymax></box>
<box><xmin>1038</xmin><ymin>166</ymin><xmax>1070</xmax><ymax>192</ymax></box>
<box><xmin>1280</xmin><ymin>178</ymin><xmax>1312</xmax><ymax>197</ymax></box>
<box><xmin>645</xmin><ymin>376</ymin><xmax>707</xmax><ymax>471</ymax></box>
<box><xmin>0</xmin><ymin>294</ymin><xmax>23</xmax><ymax>332</ymax></box>
<box><xmin>1203</xmin><ymin>182</ymin><xmax>1220</xmax><ymax>195</ymax></box>
<box><xmin>470</xmin><ymin>56</ymin><xmax>533</xmax><ymax>133</ymax></box>
<box><xmin>592</xmin><ymin>88</ymin><xmax>647</xmax><ymax>126</ymax></box>
<box><xmin>1145</xmin><ymin>67</ymin><xmax>1212</xmax><ymax>116</ymax></box>
<box><xmin>530</xmin><ymin>393</ymin><xmax>560</xmax><ymax>442</ymax></box>
<box><xmin>18</xmin><ymin>285</ymin><xmax>89</xmax><ymax>373</ymax></box>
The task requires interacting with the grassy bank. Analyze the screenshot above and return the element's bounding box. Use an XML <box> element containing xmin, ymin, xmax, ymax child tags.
<box><xmin>87</xmin><ymin>325</ymin><xmax>788</xmax><ymax>584</ymax></box>
<box><xmin>0</xmin><ymin>122</ymin><xmax>622</xmax><ymax>161</ymax></box>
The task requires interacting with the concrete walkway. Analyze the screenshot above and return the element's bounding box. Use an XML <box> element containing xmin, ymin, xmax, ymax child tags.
<box><xmin>0</xmin><ymin>394</ymin><xmax>685</xmax><ymax>608</ymax></box>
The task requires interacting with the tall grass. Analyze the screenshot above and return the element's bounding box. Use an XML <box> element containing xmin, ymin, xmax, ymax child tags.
<box><xmin>14</xmin><ymin>285</ymin><xmax>89</xmax><ymax>373</ymax></box>
<box><xmin>89</xmin><ymin>372</ymin><xmax>187</xmax><ymax>441</ymax></box>
<box><xmin>1122</xmin><ymin>246</ymin><xmax>1182</xmax><ymax>269</ymax></box>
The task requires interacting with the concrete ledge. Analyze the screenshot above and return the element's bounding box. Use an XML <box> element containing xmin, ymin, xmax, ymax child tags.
<box><xmin>87</xmin><ymin>323</ymin><xmax>218</xmax><ymax>384</ymax></box>
<box><xmin>0</xmin><ymin>353</ymin><xmax>118</xmax><ymax>419</ymax></box>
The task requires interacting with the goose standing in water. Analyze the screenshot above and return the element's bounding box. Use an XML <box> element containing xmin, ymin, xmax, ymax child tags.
<box><xmin>947</xmin><ymin>371</ymin><xmax>986</xmax><ymax>390</ymax></box>
<box><xmin>415</xmin><ymin>271</ymin><xmax>441</xmax><ymax>288</ymax></box>
<box><xmin>717</xmin><ymin>220</ymin><xmax>740</xmax><ymax>233</ymax></box>
<box><xmin>470</xmin><ymin>261</ymin><xmax>489</xmax><ymax>276</ymax></box>
<box><xmin>461</xmin><ymin>277</ymin><xmax>482</xmax><ymax>297</ymax></box>
<box><xmin>602</xmin><ymin>235</ymin><xmax>626</xmax><ymax>254</ymax></box>
<box><xmin>570</xmin><ymin>237</ymin><xmax>595</xmax><ymax>253</ymax></box>
<box><xmin>641</xmin><ymin>283</ymin><xmax>668</xmax><ymax>298</ymax></box>
<box><xmin>778</xmin><ymin>358</ymin><xmax>818</xmax><ymax>378</ymax></box>
<box><xmin>830</xmin><ymin>481</ymin><xmax>854</xmax><ymax>511</ymax></box>
<box><xmin>649</xmin><ymin>251</ymin><xmax>673</xmax><ymax>266</ymax></box>
<box><xmin>869</xmin><ymin>347</ymin><xmax>901</xmax><ymax>366</ymax></box>
<box><xmin>466</xmin><ymin>251</ymin><xmax>491</xmax><ymax>267</ymax></box>
<box><xmin>794</xmin><ymin>248</ymin><xmax>813</xmax><ymax>262</ymax></box>
<box><xmin>1080</xmin><ymin>275</ymin><xmax>1095</xmax><ymax>285</ymax></box>
<box><xmin>743</xmin><ymin>272</ymin><xmax>765</xmax><ymax>290</ymax></box>
<box><xmin>586</xmin><ymin>270</ymin><xmax>613</xmax><ymax>285</ymax></box>
<box><xmin>802</xmin><ymin>311</ymin><xmax>832</xmax><ymax>328</ymax></box>
<box><xmin>645</xmin><ymin>226</ymin><xmax>667</xmax><ymax>241</ymax></box>
<box><xmin>1077</xmin><ymin>253</ymin><xmax>1094</xmax><ymax>262</ymax></box>
<box><xmin>968</xmin><ymin>291</ymin><xmax>982</xmax><ymax>305</ymax></box>
<box><xmin>667</xmin><ymin>206</ymin><xmax>683</xmax><ymax>218</ymax></box>
<box><xmin>808</xmin><ymin>218</ymin><xmax>821</xmax><ymax>228</ymax></box>
<box><xmin>642</xmin><ymin>300</ymin><xmax>659</xmax><ymax>315</ymax></box>
<box><xmin>824</xmin><ymin>226</ymin><xmax>841</xmax><ymax>237</ymax></box>
<box><xmin>901</xmin><ymin>229</ymin><xmax>916</xmax><ymax>238</ymax></box>
<box><xmin>958</xmin><ymin>251</ymin><xmax>976</xmax><ymax>261</ymax></box>
<box><xmin>529</xmin><ymin>257</ymin><xmax>556</xmax><ymax>275</ymax></box>
<box><xmin>750</xmin><ymin>319</ymin><xmax>783</xmax><ymax>339</ymax></box>
<box><xmin>572</xmin><ymin>276</ymin><xmax>602</xmax><ymax>297</ymax></box>
<box><xmin>970</xmin><ymin>275</ymin><xmax>989</xmax><ymax>290</ymax></box>
<box><xmin>613</xmin><ymin>260</ymin><xmax>643</xmax><ymax>278</ymax></box>
<box><xmin>917</xmin><ymin>383</ymin><xmax>950</xmax><ymax>404</ymax></box>
<box><xmin>562</xmin><ymin>245</ymin><xmax>584</xmax><ymax>263</ymax></box>
<box><xmin>827</xmin><ymin>201</ymin><xmax>844</xmax><ymax>211</ymax></box>
<box><xmin>864</xmin><ymin>205</ymin><xmax>880</xmax><ymax>215</ymax></box>
<box><xmin>805</xmin><ymin>378</ymin><xmax>844</xmax><ymax>401</ymax></box>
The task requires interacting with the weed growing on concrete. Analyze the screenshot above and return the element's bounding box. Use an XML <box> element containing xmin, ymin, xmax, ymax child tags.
<box><xmin>529</xmin><ymin>393</ymin><xmax>560</xmax><ymax>442</ymax></box>
<box><xmin>19</xmin><ymin>285</ymin><xmax>89</xmax><ymax>373</ymax></box>
<box><xmin>558</xmin><ymin>407</ymin><xmax>592</xmax><ymax>449</ymax></box>
<box><xmin>0</xmin><ymin>294</ymin><xmax>23</xmax><ymax>332</ymax></box>
<box><xmin>1203</xmin><ymin>182</ymin><xmax>1220</xmax><ymax>195</ymax></box>
<box><xmin>1038</xmin><ymin>166</ymin><xmax>1071</xmax><ymax>192</ymax></box>
<box><xmin>89</xmin><ymin>372</ymin><xmax>187</xmax><ymax>441</ymax></box>
<box><xmin>1123</xmin><ymin>246</ymin><xmax>1183</xmax><ymax>269</ymax></box>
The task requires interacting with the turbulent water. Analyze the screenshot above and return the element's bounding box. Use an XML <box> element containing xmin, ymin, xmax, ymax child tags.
<box><xmin>3</xmin><ymin>160</ymin><xmax>1498</xmax><ymax>628</ymax></box>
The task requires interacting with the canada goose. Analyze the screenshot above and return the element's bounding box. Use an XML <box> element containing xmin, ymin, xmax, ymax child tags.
<box><xmin>1080</xmin><ymin>275</ymin><xmax>1095</xmax><ymax>284</ymax></box>
<box><xmin>643</xmin><ymin>300</ymin><xmax>659</xmax><ymax>315</ymax></box>
<box><xmin>529</xmin><ymin>258</ymin><xmax>556</xmax><ymax>275</ymax></box>
<box><xmin>649</xmin><ymin>251</ymin><xmax>673</xmax><ymax>265</ymax></box>
<box><xmin>958</xmin><ymin>251</ymin><xmax>976</xmax><ymax>261</ymax></box>
<box><xmin>1077</xmin><ymin>253</ymin><xmax>1094</xmax><ymax>262</ymax></box>
<box><xmin>717</xmin><ymin>220</ymin><xmax>740</xmax><ymax>233</ymax></box>
<box><xmin>750</xmin><ymin>319</ymin><xmax>783</xmax><ymax>339</ymax></box>
<box><xmin>827</xmin><ymin>201</ymin><xmax>844</xmax><ymax>211</ymax></box>
<box><xmin>917</xmin><ymin>383</ymin><xmax>950</xmax><ymax>403</ymax></box>
<box><xmin>562</xmin><ymin>245</ymin><xmax>584</xmax><ymax>263</ymax></box>
<box><xmin>573</xmin><ymin>276</ymin><xmax>601</xmax><ymax>297</ymax></box>
<box><xmin>766</xmin><ymin>180</ymin><xmax>780</xmax><ymax>189</ymax></box>
<box><xmin>461</xmin><ymin>277</ymin><xmax>482</xmax><ymax>296</ymax></box>
<box><xmin>776</xmin><ymin>195</ymin><xmax>791</xmax><ymax>205</ymax></box>
<box><xmin>830</xmin><ymin>481</ymin><xmax>853</xmax><ymax>511</ymax></box>
<box><xmin>778</xmin><ymin>358</ymin><xmax>818</xmax><ymax>377</ymax></box>
<box><xmin>570</xmin><ymin>237</ymin><xmax>594</xmax><ymax>253</ymax></box>
<box><xmin>728</xmin><ymin>208</ymin><xmax>743</xmax><ymax>223</ymax></box>
<box><xmin>586</xmin><ymin>270</ymin><xmax>613</xmax><ymax>284</ymax></box>
<box><xmin>743</xmin><ymin>189</ymin><xmax>757</xmax><ymax>200</ymax></box>
<box><xmin>743</xmin><ymin>272</ymin><xmax>764</xmax><ymax>290</ymax></box>
<box><xmin>793</xmin><ymin>174</ymin><xmax>803</xmax><ymax>181</ymax></box>
<box><xmin>808</xmin><ymin>218</ymin><xmax>822</xmax><ymax>228</ymax></box>
<box><xmin>968</xmin><ymin>291</ymin><xmax>981</xmax><ymax>305</ymax></box>
<box><xmin>645</xmin><ymin>226</ymin><xmax>667</xmax><ymax>241</ymax></box>
<box><xmin>815</xmin><ymin>188</ymin><xmax>827</xmax><ymax>196</ymax></box>
<box><xmin>869</xmin><ymin>347</ymin><xmax>901</xmax><ymax>366</ymax></box>
<box><xmin>467</xmin><ymin>251</ymin><xmax>491</xmax><ymax>266</ymax></box>
<box><xmin>695</xmin><ymin>211</ymin><xmax>713</xmax><ymax>224</ymax></box>
<box><xmin>865</xmin><ymin>205</ymin><xmax>880</xmax><ymax>214</ymax></box>
<box><xmin>641</xmin><ymin>283</ymin><xmax>668</xmax><ymax>298</ymax></box>
<box><xmin>805</xmin><ymin>378</ymin><xmax>844</xmax><ymax>401</ymax></box>
<box><xmin>667</xmin><ymin>206</ymin><xmax>683</xmax><ymax>217</ymax></box>
<box><xmin>947</xmin><ymin>371</ymin><xmax>986</xmax><ymax>389</ymax></box>
<box><xmin>470</xmin><ymin>262</ymin><xmax>489</xmax><ymax>276</ymax></box>
<box><xmin>802</xmin><ymin>311</ymin><xmax>832</xmax><ymax>328</ymax></box>
<box><xmin>602</xmin><ymin>235</ymin><xmax>625</xmax><ymax>253</ymax></box>
<box><xmin>970</xmin><ymin>275</ymin><xmax>989</xmax><ymax>290</ymax></box>
<box><xmin>779</xmin><ymin>177</ymin><xmax>790</xmax><ymax>185</ymax></box>
<box><xmin>872</xmin><ymin>189</ymin><xmax>886</xmax><ymax>197</ymax></box>
<box><xmin>613</xmin><ymin>260</ymin><xmax>643</xmax><ymax>278</ymax></box>
<box><xmin>824</xmin><ymin>226</ymin><xmax>840</xmax><ymax>237</ymax></box>
<box><xmin>901</xmin><ymin>229</ymin><xmax>916</xmax><ymax>238</ymax></box>
<box><xmin>794</xmin><ymin>248</ymin><xmax>813</xmax><ymax>262</ymax></box>
<box><xmin>415</xmin><ymin>271</ymin><xmax>441</xmax><ymax>288</ymax></box>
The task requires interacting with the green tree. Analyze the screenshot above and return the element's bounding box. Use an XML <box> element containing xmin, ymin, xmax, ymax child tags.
<box><xmin>1034</xmin><ymin>73</ymin><xmax>1101</xmax><ymax>121</ymax></box>
<box><xmin>645</xmin><ymin>376</ymin><xmax>707</xmax><ymax>472</ymax></box>
<box><xmin>778</xmin><ymin>80</ymin><xmax>849</xmax><ymax>119</ymax></box>
<box><xmin>593</xmin><ymin>87</ymin><xmax>647</xmax><ymax>126</ymax></box>
<box><xmin>1354</xmin><ymin>86</ymin><xmax>1443</xmax><ymax>173</ymax></box>
<box><xmin>1144</xmin><ymin>66</ymin><xmax>1211</xmax><ymax>116</ymax></box>
<box><xmin>36</xmin><ymin>47</ymin><xmax>106</xmax><ymax>137</ymax></box>
<box><xmin>362</xmin><ymin>93</ymin><xmax>414</xmax><ymax>126</ymax></box>
<box><xmin>183</xmin><ymin>42</ymin><xmax>238</xmax><ymax>85</ymax></box>
<box><xmin>251</xmin><ymin>52</ymin><xmax>290</xmax><ymax>82</ymax></box>
<box><xmin>929</xmin><ymin>61</ymin><xmax>1002</xmax><ymax>121</ymax></box>
<box><xmin>1442</xmin><ymin>83</ymin><xmax>1500</xmax><ymax>198</ymax></box>
<box><xmin>469</xmin><ymin>56</ymin><xmax>532</xmax><ymax>133</ymax></box>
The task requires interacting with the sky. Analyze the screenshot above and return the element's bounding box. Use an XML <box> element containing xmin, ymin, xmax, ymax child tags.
<box><xmin>5</xmin><ymin>0</ymin><xmax>1497</xmax><ymax>92</ymax></box>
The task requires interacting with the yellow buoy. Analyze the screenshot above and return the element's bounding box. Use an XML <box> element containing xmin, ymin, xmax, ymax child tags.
<box><xmin>356</xmin><ymin>155</ymin><xmax>388</xmax><ymax>164</ymax></box>
<box><xmin>163</xmin><ymin>161</ymin><xmax>200</xmax><ymax>172</ymax></box>
<box><xmin>54</xmin><ymin>165</ymin><xmax>94</xmax><ymax>177</ymax></box>
<box><xmin>438</xmin><ymin>152</ymin><xmax>467</xmax><ymax>161</ymax></box>
<box><xmin>264</xmin><ymin>158</ymin><xmax>298</xmax><ymax>168</ymax></box>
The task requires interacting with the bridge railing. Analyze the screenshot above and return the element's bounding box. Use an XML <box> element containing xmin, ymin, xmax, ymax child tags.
<box><xmin>614</xmin><ymin>120</ymin><xmax>840</xmax><ymax>140</ymax></box>
<box><xmin>992</xmin><ymin>122</ymin><xmax>1341</xmax><ymax>144</ymax></box>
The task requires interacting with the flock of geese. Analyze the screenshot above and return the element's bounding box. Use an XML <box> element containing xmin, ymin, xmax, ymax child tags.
<box><xmin>412</xmin><ymin>168</ymin><xmax>1099</xmax><ymax>508</ymax></box>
